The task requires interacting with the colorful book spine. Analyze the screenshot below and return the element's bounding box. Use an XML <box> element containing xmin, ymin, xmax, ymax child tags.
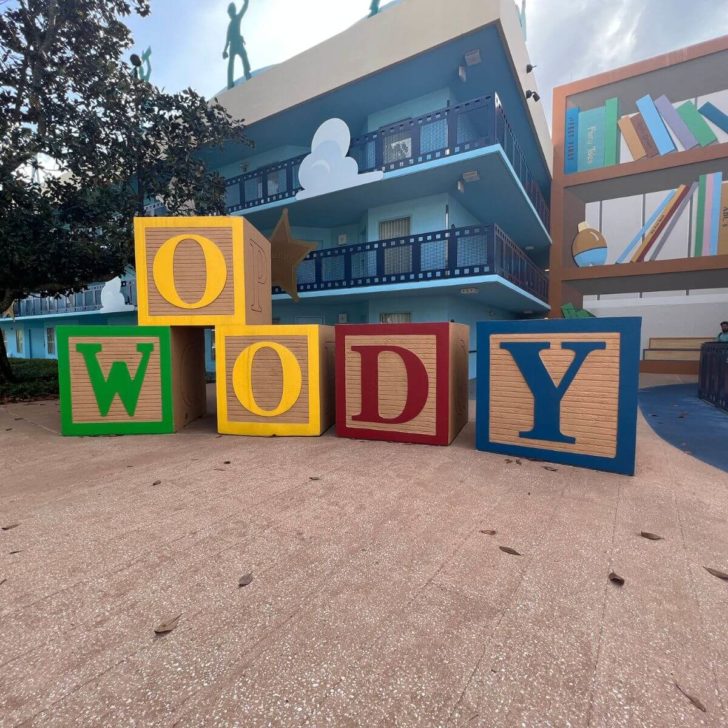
<box><xmin>654</xmin><ymin>95</ymin><xmax>698</xmax><ymax>150</ymax></box>
<box><xmin>577</xmin><ymin>106</ymin><xmax>605</xmax><ymax>171</ymax></box>
<box><xmin>694</xmin><ymin>174</ymin><xmax>707</xmax><ymax>257</ymax></box>
<box><xmin>705</xmin><ymin>172</ymin><xmax>723</xmax><ymax>256</ymax></box>
<box><xmin>632</xmin><ymin>184</ymin><xmax>689</xmax><ymax>262</ymax></box>
<box><xmin>603</xmin><ymin>97</ymin><xmax>619</xmax><ymax>166</ymax></box>
<box><xmin>616</xmin><ymin>189</ymin><xmax>677</xmax><ymax>264</ymax></box>
<box><xmin>631</xmin><ymin>113</ymin><xmax>659</xmax><ymax>157</ymax></box>
<box><xmin>677</xmin><ymin>101</ymin><xmax>717</xmax><ymax>147</ymax></box>
<box><xmin>564</xmin><ymin>107</ymin><xmax>579</xmax><ymax>174</ymax></box>
<box><xmin>720</xmin><ymin>182</ymin><xmax>728</xmax><ymax>256</ymax></box>
<box><xmin>636</xmin><ymin>95</ymin><xmax>676</xmax><ymax>155</ymax></box>
<box><xmin>647</xmin><ymin>182</ymin><xmax>698</xmax><ymax>262</ymax></box>
<box><xmin>617</xmin><ymin>115</ymin><xmax>646</xmax><ymax>161</ymax></box>
<box><xmin>698</xmin><ymin>102</ymin><xmax>728</xmax><ymax>135</ymax></box>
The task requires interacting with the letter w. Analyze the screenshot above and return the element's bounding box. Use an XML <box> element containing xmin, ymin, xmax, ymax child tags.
<box><xmin>76</xmin><ymin>342</ymin><xmax>155</xmax><ymax>417</ymax></box>
<box><xmin>499</xmin><ymin>341</ymin><xmax>606</xmax><ymax>444</ymax></box>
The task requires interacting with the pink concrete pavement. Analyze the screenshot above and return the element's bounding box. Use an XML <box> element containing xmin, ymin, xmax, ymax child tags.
<box><xmin>0</xmin><ymin>382</ymin><xmax>726</xmax><ymax>727</ymax></box>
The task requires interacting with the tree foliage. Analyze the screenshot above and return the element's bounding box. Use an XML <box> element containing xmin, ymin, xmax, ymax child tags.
<box><xmin>0</xmin><ymin>0</ymin><xmax>250</xmax><ymax>379</ymax></box>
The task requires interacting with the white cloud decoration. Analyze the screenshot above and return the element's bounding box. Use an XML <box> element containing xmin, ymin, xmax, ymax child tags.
<box><xmin>295</xmin><ymin>118</ymin><xmax>384</xmax><ymax>201</ymax></box>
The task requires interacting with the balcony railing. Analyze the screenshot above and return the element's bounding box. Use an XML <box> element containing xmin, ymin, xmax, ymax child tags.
<box><xmin>11</xmin><ymin>281</ymin><xmax>137</xmax><ymax>318</ymax></box>
<box><xmin>225</xmin><ymin>94</ymin><xmax>550</xmax><ymax>230</ymax></box>
<box><xmin>273</xmin><ymin>224</ymin><xmax>549</xmax><ymax>304</ymax></box>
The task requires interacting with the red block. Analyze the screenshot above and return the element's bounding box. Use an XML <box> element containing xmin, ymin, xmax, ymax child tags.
<box><xmin>335</xmin><ymin>323</ymin><xmax>469</xmax><ymax>445</ymax></box>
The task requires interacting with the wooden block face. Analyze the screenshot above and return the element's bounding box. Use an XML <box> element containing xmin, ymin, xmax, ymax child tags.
<box><xmin>216</xmin><ymin>325</ymin><xmax>333</xmax><ymax>436</ymax></box>
<box><xmin>476</xmin><ymin>318</ymin><xmax>641</xmax><ymax>475</ymax></box>
<box><xmin>134</xmin><ymin>216</ymin><xmax>271</xmax><ymax>326</ymax></box>
<box><xmin>335</xmin><ymin>323</ymin><xmax>454</xmax><ymax>445</ymax></box>
<box><xmin>448</xmin><ymin>324</ymin><xmax>470</xmax><ymax>442</ymax></box>
<box><xmin>58</xmin><ymin>326</ymin><xmax>173</xmax><ymax>436</ymax></box>
<box><xmin>170</xmin><ymin>327</ymin><xmax>207</xmax><ymax>431</ymax></box>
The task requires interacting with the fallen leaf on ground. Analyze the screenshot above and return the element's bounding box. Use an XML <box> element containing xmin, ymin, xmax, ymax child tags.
<box><xmin>504</xmin><ymin>458</ymin><xmax>512</xmax><ymax>463</ymax></box>
<box><xmin>515</xmin><ymin>459</ymin><xmax>522</xmax><ymax>465</ymax></box>
<box><xmin>704</xmin><ymin>566</ymin><xmax>728</xmax><ymax>581</ymax></box>
<box><xmin>154</xmin><ymin>614</ymin><xmax>181</xmax><ymax>635</ymax></box>
<box><xmin>152</xmin><ymin>480</ymin><xmax>161</xmax><ymax>486</ymax></box>
<box><xmin>480</xmin><ymin>529</ymin><xmax>497</xmax><ymax>536</ymax></box>
<box><xmin>238</xmin><ymin>573</ymin><xmax>254</xmax><ymax>587</ymax></box>
<box><xmin>224</xmin><ymin>460</ymin><xmax>231</xmax><ymax>465</ymax></box>
<box><xmin>543</xmin><ymin>466</ymin><xmax>558</xmax><ymax>472</ymax></box>
<box><xmin>14</xmin><ymin>417</ymin><xmax>22</xmax><ymax>421</ymax></box>
<box><xmin>674</xmin><ymin>682</ymin><xmax>707</xmax><ymax>712</ymax></box>
<box><xmin>9</xmin><ymin>550</ymin><xmax>22</xmax><ymax>555</ymax></box>
<box><xmin>5</xmin><ymin>428</ymin><xmax>11</xmax><ymax>431</ymax></box>
<box><xmin>608</xmin><ymin>571</ymin><xmax>625</xmax><ymax>586</ymax></box>
<box><xmin>0</xmin><ymin>578</ymin><xmax>7</xmax><ymax>586</ymax></box>
<box><xmin>640</xmin><ymin>531</ymin><xmax>663</xmax><ymax>541</ymax></box>
<box><xmin>309</xmin><ymin>476</ymin><xmax>320</xmax><ymax>481</ymax></box>
<box><xmin>1</xmin><ymin>523</ymin><xmax>19</xmax><ymax>531</ymax></box>
<box><xmin>499</xmin><ymin>546</ymin><xmax>521</xmax><ymax>556</ymax></box>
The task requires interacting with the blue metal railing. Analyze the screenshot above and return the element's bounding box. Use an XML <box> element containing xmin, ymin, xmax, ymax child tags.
<box><xmin>11</xmin><ymin>281</ymin><xmax>136</xmax><ymax>318</ymax></box>
<box><xmin>225</xmin><ymin>94</ymin><xmax>550</xmax><ymax>230</ymax></box>
<box><xmin>273</xmin><ymin>224</ymin><xmax>548</xmax><ymax>303</ymax></box>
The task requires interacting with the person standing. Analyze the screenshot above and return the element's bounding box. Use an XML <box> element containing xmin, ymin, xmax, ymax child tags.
<box><xmin>717</xmin><ymin>321</ymin><xmax>728</xmax><ymax>342</ymax></box>
<box><xmin>223</xmin><ymin>1</ymin><xmax>251</xmax><ymax>89</ymax></box>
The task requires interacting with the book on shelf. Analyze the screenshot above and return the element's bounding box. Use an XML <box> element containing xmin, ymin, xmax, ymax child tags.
<box><xmin>564</xmin><ymin>107</ymin><xmax>579</xmax><ymax>174</ymax></box>
<box><xmin>631</xmin><ymin>113</ymin><xmax>659</xmax><ymax>157</ymax></box>
<box><xmin>694</xmin><ymin>174</ymin><xmax>707</xmax><ymax>256</ymax></box>
<box><xmin>698</xmin><ymin>102</ymin><xmax>728</xmax><ymax>135</ymax></box>
<box><xmin>577</xmin><ymin>106</ymin><xmax>605</xmax><ymax>171</ymax></box>
<box><xmin>720</xmin><ymin>182</ymin><xmax>728</xmax><ymax>256</ymax></box>
<box><xmin>636</xmin><ymin>95</ymin><xmax>676</xmax><ymax>155</ymax></box>
<box><xmin>705</xmin><ymin>172</ymin><xmax>723</xmax><ymax>256</ymax></box>
<box><xmin>603</xmin><ymin>97</ymin><xmax>620</xmax><ymax>166</ymax></box>
<box><xmin>654</xmin><ymin>95</ymin><xmax>698</xmax><ymax>150</ymax></box>
<box><xmin>647</xmin><ymin>182</ymin><xmax>698</xmax><ymax>262</ymax></box>
<box><xmin>676</xmin><ymin>101</ymin><xmax>717</xmax><ymax>147</ymax></box>
<box><xmin>617</xmin><ymin>115</ymin><xmax>646</xmax><ymax>161</ymax></box>
<box><xmin>632</xmin><ymin>184</ymin><xmax>690</xmax><ymax>262</ymax></box>
<box><xmin>616</xmin><ymin>189</ymin><xmax>676</xmax><ymax>263</ymax></box>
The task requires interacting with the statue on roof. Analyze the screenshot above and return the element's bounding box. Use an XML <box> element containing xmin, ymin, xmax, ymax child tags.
<box><xmin>130</xmin><ymin>47</ymin><xmax>152</xmax><ymax>82</ymax></box>
<box><xmin>369</xmin><ymin>0</ymin><xmax>380</xmax><ymax>16</ymax></box>
<box><xmin>223</xmin><ymin>0</ymin><xmax>252</xmax><ymax>89</ymax></box>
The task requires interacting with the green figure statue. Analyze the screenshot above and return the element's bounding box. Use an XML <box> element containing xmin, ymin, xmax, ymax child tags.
<box><xmin>369</xmin><ymin>0</ymin><xmax>380</xmax><ymax>16</ymax></box>
<box><xmin>130</xmin><ymin>47</ymin><xmax>152</xmax><ymax>82</ymax></box>
<box><xmin>223</xmin><ymin>0</ymin><xmax>251</xmax><ymax>89</ymax></box>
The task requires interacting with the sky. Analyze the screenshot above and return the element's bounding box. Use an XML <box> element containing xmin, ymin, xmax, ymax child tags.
<box><xmin>126</xmin><ymin>0</ymin><xmax>728</xmax><ymax>126</ymax></box>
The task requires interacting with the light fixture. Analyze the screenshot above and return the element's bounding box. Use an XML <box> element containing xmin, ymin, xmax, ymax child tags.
<box><xmin>526</xmin><ymin>63</ymin><xmax>536</xmax><ymax>73</ymax></box>
<box><xmin>525</xmin><ymin>90</ymin><xmax>541</xmax><ymax>102</ymax></box>
<box><xmin>465</xmin><ymin>49</ymin><xmax>482</xmax><ymax>66</ymax></box>
<box><xmin>460</xmin><ymin>287</ymin><xmax>478</xmax><ymax>295</ymax></box>
<box><xmin>523</xmin><ymin>310</ymin><xmax>533</xmax><ymax>315</ymax></box>
<box><xmin>458</xmin><ymin>65</ymin><xmax>467</xmax><ymax>83</ymax></box>
<box><xmin>457</xmin><ymin>179</ymin><xmax>465</xmax><ymax>194</ymax></box>
<box><xmin>462</xmin><ymin>170</ymin><xmax>480</xmax><ymax>183</ymax></box>
<box><xmin>525</xmin><ymin>245</ymin><xmax>534</xmax><ymax>251</ymax></box>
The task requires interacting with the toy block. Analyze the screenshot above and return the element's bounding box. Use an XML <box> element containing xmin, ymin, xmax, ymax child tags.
<box><xmin>57</xmin><ymin>326</ymin><xmax>206</xmax><ymax>436</ymax></box>
<box><xmin>134</xmin><ymin>216</ymin><xmax>271</xmax><ymax>327</ymax></box>
<box><xmin>216</xmin><ymin>325</ymin><xmax>334</xmax><ymax>436</ymax></box>
<box><xmin>476</xmin><ymin>318</ymin><xmax>641</xmax><ymax>475</ymax></box>
<box><xmin>335</xmin><ymin>323</ymin><xmax>469</xmax><ymax>445</ymax></box>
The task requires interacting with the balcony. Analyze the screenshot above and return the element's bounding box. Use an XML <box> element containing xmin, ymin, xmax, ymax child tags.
<box><xmin>11</xmin><ymin>281</ymin><xmax>137</xmax><ymax>318</ymax></box>
<box><xmin>273</xmin><ymin>224</ymin><xmax>549</xmax><ymax>306</ymax></box>
<box><xmin>225</xmin><ymin>95</ymin><xmax>550</xmax><ymax>231</ymax></box>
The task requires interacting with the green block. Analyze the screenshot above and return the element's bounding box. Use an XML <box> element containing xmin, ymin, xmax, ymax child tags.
<box><xmin>695</xmin><ymin>174</ymin><xmax>707</xmax><ymax>257</ymax></box>
<box><xmin>677</xmin><ymin>102</ymin><xmax>717</xmax><ymax>147</ymax></box>
<box><xmin>57</xmin><ymin>326</ymin><xmax>205</xmax><ymax>436</ymax></box>
<box><xmin>604</xmin><ymin>97</ymin><xmax>620</xmax><ymax>166</ymax></box>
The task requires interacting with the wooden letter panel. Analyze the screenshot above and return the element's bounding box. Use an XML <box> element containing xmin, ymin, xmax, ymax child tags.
<box><xmin>134</xmin><ymin>216</ymin><xmax>271</xmax><ymax>327</ymax></box>
<box><xmin>216</xmin><ymin>325</ymin><xmax>334</xmax><ymax>436</ymax></box>
<box><xmin>476</xmin><ymin>318</ymin><xmax>641</xmax><ymax>475</ymax></box>
<box><xmin>57</xmin><ymin>326</ymin><xmax>206</xmax><ymax>436</ymax></box>
<box><xmin>335</xmin><ymin>323</ymin><xmax>469</xmax><ymax>445</ymax></box>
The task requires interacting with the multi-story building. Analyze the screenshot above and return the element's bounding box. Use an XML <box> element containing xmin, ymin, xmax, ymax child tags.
<box><xmin>1</xmin><ymin>0</ymin><xmax>552</xmax><ymax>376</ymax></box>
<box><xmin>549</xmin><ymin>36</ymin><xmax>728</xmax><ymax>374</ymax></box>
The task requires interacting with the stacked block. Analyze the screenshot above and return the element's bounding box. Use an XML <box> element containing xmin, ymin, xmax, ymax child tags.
<box><xmin>134</xmin><ymin>216</ymin><xmax>271</xmax><ymax>326</ymax></box>
<box><xmin>476</xmin><ymin>318</ymin><xmax>640</xmax><ymax>475</ymax></box>
<box><xmin>216</xmin><ymin>324</ymin><xmax>334</xmax><ymax>436</ymax></box>
<box><xmin>58</xmin><ymin>326</ymin><xmax>206</xmax><ymax>435</ymax></box>
<box><xmin>335</xmin><ymin>323</ymin><xmax>469</xmax><ymax>445</ymax></box>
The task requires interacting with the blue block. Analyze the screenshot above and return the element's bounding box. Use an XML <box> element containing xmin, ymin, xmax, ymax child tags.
<box><xmin>698</xmin><ymin>102</ymin><xmax>728</xmax><ymax>135</ymax></box>
<box><xmin>476</xmin><ymin>318</ymin><xmax>641</xmax><ymax>476</ymax></box>
<box><xmin>636</xmin><ymin>95</ymin><xmax>676</xmax><ymax>155</ymax></box>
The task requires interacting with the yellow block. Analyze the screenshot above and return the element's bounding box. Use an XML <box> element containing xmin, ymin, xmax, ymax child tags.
<box><xmin>134</xmin><ymin>216</ymin><xmax>272</xmax><ymax>327</ymax></box>
<box><xmin>216</xmin><ymin>325</ymin><xmax>334</xmax><ymax>436</ymax></box>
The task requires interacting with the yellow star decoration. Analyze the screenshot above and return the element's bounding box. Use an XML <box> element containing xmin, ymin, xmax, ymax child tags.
<box><xmin>269</xmin><ymin>208</ymin><xmax>317</xmax><ymax>302</ymax></box>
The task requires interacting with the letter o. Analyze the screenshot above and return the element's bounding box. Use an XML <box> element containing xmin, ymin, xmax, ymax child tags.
<box><xmin>232</xmin><ymin>342</ymin><xmax>302</xmax><ymax>417</ymax></box>
<box><xmin>153</xmin><ymin>234</ymin><xmax>227</xmax><ymax>309</ymax></box>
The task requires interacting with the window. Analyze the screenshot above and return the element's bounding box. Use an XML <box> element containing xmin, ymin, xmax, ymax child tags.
<box><xmin>46</xmin><ymin>327</ymin><xmax>56</xmax><ymax>355</ymax></box>
<box><xmin>379</xmin><ymin>312</ymin><xmax>412</xmax><ymax>324</ymax></box>
<box><xmin>15</xmin><ymin>329</ymin><xmax>24</xmax><ymax>354</ymax></box>
<box><xmin>379</xmin><ymin>217</ymin><xmax>411</xmax><ymax>240</ymax></box>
